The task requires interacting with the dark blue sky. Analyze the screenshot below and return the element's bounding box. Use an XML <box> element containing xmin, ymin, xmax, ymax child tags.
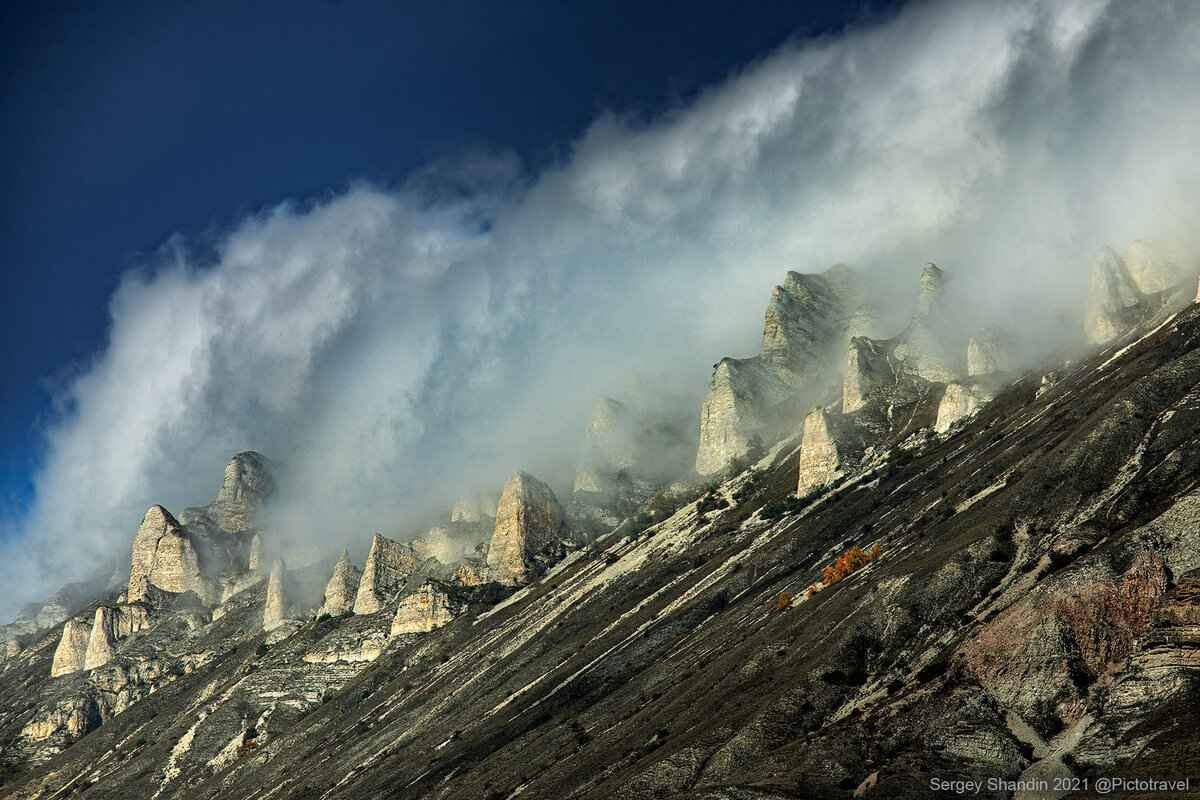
<box><xmin>0</xmin><ymin>0</ymin><xmax>894</xmax><ymax>526</ymax></box>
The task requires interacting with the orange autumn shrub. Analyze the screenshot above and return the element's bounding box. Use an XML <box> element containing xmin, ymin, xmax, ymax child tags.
<box><xmin>821</xmin><ymin>544</ymin><xmax>882</xmax><ymax>587</ymax></box>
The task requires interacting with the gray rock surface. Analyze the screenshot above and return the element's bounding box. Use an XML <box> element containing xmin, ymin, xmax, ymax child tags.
<box><xmin>7</xmin><ymin>260</ymin><xmax>1200</xmax><ymax>800</ymax></box>
<box><xmin>127</xmin><ymin>506</ymin><xmax>210</xmax><ymax>603</ymax></box>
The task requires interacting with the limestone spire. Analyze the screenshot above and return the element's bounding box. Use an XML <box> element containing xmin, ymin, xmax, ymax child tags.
<box><xmin>319</xmin><ymin>550</ymin><xmax>362</xmax><ymax>617</ymax></box>
<box><xmin>263</xmin><ymin>559</ymin><xmax>288</xmax><ymax>631</ymax></box>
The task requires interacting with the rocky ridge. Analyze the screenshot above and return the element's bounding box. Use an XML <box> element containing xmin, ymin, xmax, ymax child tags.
<box><xmin>2</xmin><ymin>243</ymin><xmax>1200</xmax><ymax>799</ymax></box>
<box><xmin>695</xmin><ymin>264</ymin><xmax>875</xmax><ymax>476</ymax></box>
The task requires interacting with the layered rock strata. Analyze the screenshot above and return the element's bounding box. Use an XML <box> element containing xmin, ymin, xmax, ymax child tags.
<box><xmin>390</xmin><ymin>583</ymin><xmax>462</xmax><ymax>635</ymax></box>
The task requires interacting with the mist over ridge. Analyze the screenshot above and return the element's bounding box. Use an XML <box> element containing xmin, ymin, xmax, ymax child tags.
<box><xmin>4</xmin><ymin>0</ymin><xmax>1200</xmax><ymax>619</ymax></box>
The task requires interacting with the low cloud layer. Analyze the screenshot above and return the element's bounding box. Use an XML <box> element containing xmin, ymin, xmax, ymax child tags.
<box><xmin>5</xmin><ymin>0</ymin><xmax>1200</xmax><ymax>619</ymax></box>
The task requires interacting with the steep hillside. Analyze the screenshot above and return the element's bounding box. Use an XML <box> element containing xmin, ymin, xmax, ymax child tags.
<box><xmin>2</xmin><ymin>265</ymin><xmax>1199</xmax><ymax>800</ymax></box>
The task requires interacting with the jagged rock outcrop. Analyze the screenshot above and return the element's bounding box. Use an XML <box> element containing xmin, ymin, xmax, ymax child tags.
<box><xmin>935</xmin><ymin>382</ymin><xmax>984</xmax><ymax>433</ymax></box>
<box><xmin>263</xmin><ymin>560</ymin><xmax>288</xmax><ymax>631</ymax></box>
<box><xmin>127</xmin><ymin>506</ymin><xmax>209</xmax><ymax>603</ymax></box>
<box><xmin>211</xmin><ymin>451</ymin><xmax>275</xmax><ymax>533</ymax></box>
<box><xmin>50</xmin><ymin>618</ymin><xmax>93</xmax><ymax>677</ymax></box>
<box><xmin>696</xmin><ymin>264</ymin><xmax>875</xmax><ymax>475</ymax></box>
<box><xmin>799</xmin><ymin>266</ymin><xmax>968</xmax><ymax>492</ymax></box>
<box><xmin>890</xmin><ymin>263</ymin><xmax>964</xmax><ymax>382</ymax></box>
<box><xmin>83</xmin><ymin>604</ymin><xmax>151</xmax><ymax>670</ymax></box>
<box><xmin>352</xmin><ymin>534</ymin><xmax>422</xmax><ymax>615</ymax></box>
<box><xmin>1123</xmin><ymin>239</ymin><xmax>1189</xmax><ymax>295</ymax></box>
<box><xmin>841</xmin><ymin>336</ymin><xmax>893</xmax><ymax>415</ymax></box>
<box><xmin>1085</xmin><ymin>246</ymin><xmax>1148</xmax><ymax>345</ymax></box>
<box><xmin>574</xmin><ymin>397</ymin><xmax>637</xmax><ymax>493</ymax></box>
<box><xmin>390</xmin><ymin>583</ymin><xmax>463</xmax><ymax>635</ymax></box>
<box><xmin>318</xmin><ymin>551</ymin><xmax>361</xmax><ymax>617</ymax></box>
<box><xmin>486</xmin><ymin>472</ymin><xmax>568</xmax><ymax>585</ymax></box>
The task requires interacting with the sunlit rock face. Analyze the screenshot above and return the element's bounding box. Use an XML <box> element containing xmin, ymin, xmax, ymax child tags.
<box><xmin>390</xmin><ymin>583</ymin><xmax>462</xmax><ymax>635</ymax></box>
<box><xmin>318</xmin><ymin>551</ymin><xmax>361</xmax><ymax>617</ymax></box>
<box><xmin>50</xmin><ymin>618</ymin><xmax>92</xmax><ymax>677</ymax></box>
<box><xmin>796</xmin><ymin>408</ymin><xmax>847</xmax><ymax>494</ymax></box>
<box><xmin>696</xmin><ymin>264</ymin><xmax>875</xmax><ymax>475</ymax></box>
<box><xmin>127</xmin><ymin>506</ymin><xmax>208</xmax><ymax>603</ymax></box>
<box><xmin>486</xmin><ymin>472</ymin><xmax>568</xmax><ymax>585</ymax></box>
<box><xmin>83</xmin><ymin>604</ymin><xmax>151</xmax><ymax>670</ymax></box>
<box><xmin>352</xmin><ymin>534</ymin><xmax>422</xmax><ymax>615</ymax></box>
<box><xmin>247</xmin><ymin>533</ymin><xmax>264</xmax><ymax>572</ymax></box>
<box><xmin>454</xmin><ymin>559</ymin><xmax>489</xmax><ymax>587</ymax></box>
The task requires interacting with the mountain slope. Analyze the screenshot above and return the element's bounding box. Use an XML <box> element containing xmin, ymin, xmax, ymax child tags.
<box><xmin>2</xmin><ymin>287</ymin><xmax>1198</xmax><ymax>798</ymax></box>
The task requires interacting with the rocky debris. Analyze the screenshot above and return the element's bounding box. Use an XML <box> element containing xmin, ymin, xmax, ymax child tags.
<box><xmin>84</xmin><ymin>604</ymin><xmax>151</xmax><ymax>671</ymax></box>
<box><xmin>352</xmin><ymin>534</ymin><xmax>422</xmax><ymax>614</ymax></box>
<box><xmin>390</xmin><ymin>583</ymin><xmax>463</xmax><ymax>635</ymax></box>
<box><xmin>318</xmin><ymin>551</ymin><xmax>361</xmax><ymax>617</ymax></box>
<box><xmin>50</xmin><ymin>618</ymin><xmax>92</xmax><ymax>677</ymax></box>
<box><xmin>486</xmin><ymin>472</ymin><xmax>569</xmax><ymax>585</ymax></box>
<box><xmin>263</xmin><ymin>560</ymin><xmax>288</xmax><ymax>631</ymax></box>
<box><xmin>211</xmin><ymin>451</ymin><xmax>275</xmax><ymax>533</ymax></box>
<box><xmin>696</xmin><ymin>265</ymin><xmax>875</xmax><ymax>475</ymax></box>
<box><xmin>960</xmin><ymin>551</ymin><xmax>1170</xmax><ymax>727</ymax></box>
<box><xmin>8</xmin><ymin>253</ymin><xmax>1200</xmax><ymax>800</ymax></box>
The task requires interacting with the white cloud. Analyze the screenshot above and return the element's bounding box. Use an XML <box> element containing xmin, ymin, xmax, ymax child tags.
<box><xmin>5</xmin><ymin>0</ymin><xmax>1200</xmax><ymax>618</ymax></box>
